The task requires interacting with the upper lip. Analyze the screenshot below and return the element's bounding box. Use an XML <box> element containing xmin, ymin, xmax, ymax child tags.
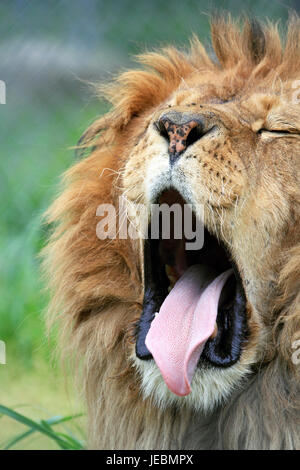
<box><xmin>135</xmin><ymin>188</ymin><xmax>248</xmax><ymax>368</ymax></box>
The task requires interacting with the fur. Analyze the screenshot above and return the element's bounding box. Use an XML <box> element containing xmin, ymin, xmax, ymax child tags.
<box><xmin>43</xmin><ymin>15</ymin><xmax>300</xmax><ymax>449</ymax></box>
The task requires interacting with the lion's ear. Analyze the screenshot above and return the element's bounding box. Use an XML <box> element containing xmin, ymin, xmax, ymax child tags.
<box><xmin>75</xmin><ymin>114</ymin><xmax>112</xmax><ymax>159</ymax></box>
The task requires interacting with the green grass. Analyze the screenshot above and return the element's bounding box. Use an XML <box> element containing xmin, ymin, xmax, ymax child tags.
<box><xmin>0</xmin><ymin>92</ymin><xmax>107</xmax><ymax>448</ymax></box>
<box><xmin>0</xmin><ymin>356</ymin><xmax>85</xmax><ymax>449</ymax></box>
<box><xmin>0</xmin><ymin>405</ymin><xmax>84</xmax><ymax>450</ymax></box>
<box><xmin>0</xmin><ymin>94</ymin><xmax>108</xmax><ymax>363</ymax></box>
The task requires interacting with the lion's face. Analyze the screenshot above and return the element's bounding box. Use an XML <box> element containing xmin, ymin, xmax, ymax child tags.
<box><xmin>122</xmin><ymin>79</ymin><xmax>300</xmax><ymax>410</ymax></box>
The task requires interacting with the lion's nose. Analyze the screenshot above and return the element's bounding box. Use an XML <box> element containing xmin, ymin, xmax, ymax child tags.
<box><xmin>157</xmin><ymin>112</ymin><xmax>207</xmax><ymax>164</ymax></box>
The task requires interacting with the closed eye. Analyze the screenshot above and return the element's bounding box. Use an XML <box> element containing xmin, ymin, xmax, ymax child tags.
<box><xmin>258</xmin><ymin>128</ymin><xmax>299</xmax><ymax>136</ymax></box>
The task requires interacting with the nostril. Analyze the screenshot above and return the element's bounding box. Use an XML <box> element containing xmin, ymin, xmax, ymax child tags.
<box><xmin>155</xmin><ymin>114</ymin><xmax>213</xmax><ymax>164</ymax></box>
<box><xmin>185</xmin><ymin>126</ymin><xmax>204</xmax><ymax>148</ymax></box>
<box><xmin>155</xmin><ymin>120</ymin><xmax>170</xmax><ymax>141</ymax></box>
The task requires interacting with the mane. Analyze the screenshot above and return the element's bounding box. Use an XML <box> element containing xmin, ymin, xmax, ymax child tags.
<box><xmin>78</xmin><ymin>13</ymin><xmax>300</xmax><ymax>153</ymax></box>
<box><xmin>42</xmin><ymin>15</ymin><xmax>300</xmax><ymax>449</ymax></box>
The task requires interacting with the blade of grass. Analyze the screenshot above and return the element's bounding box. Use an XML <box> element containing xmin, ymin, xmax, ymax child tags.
<box><xmin>50</xmin><ymin>431</ymin><xmax>84</xmax><ymax>449</ymax></box>
<box><xmin>3</xmin><ymin>429</ymin><xmax>34</xmax><ymax>450</ymax></box>
<box><xmin>0</xmin><ymin>405</ymin><xmax>83</xmax><ymax>450</ymax></box>
<box><xmin>3</xmin><ymin>413</ymin><xmax>84</xmax><ymax>450</ymax></box>
<box><xmin>40</xmin><ymin>419</ymin><xmax>84</xmax><ymax>449</ymax></box>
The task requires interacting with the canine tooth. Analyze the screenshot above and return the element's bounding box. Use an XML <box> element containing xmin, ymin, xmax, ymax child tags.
<box><xmin>168</xmin><ymin>275</ymin><xmax>177</xmax><ymax>284</ymax></box>
<box><xmin>165</xmin><ymin>265</ymin><xmax>172</xmax><ymax>275</ymax></box>
<box><xmin>165</xmin><ymin>265</ymin><xmax>179</xmax><ymax>286</ymax></box>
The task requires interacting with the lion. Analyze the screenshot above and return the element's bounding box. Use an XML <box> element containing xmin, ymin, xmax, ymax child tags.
<box><xmin>43</xmin><ymin>15</ymin><xmax>300</xmax><ymax>449</ymax></box>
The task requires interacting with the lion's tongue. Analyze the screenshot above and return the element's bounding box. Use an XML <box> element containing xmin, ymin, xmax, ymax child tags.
<box><xmin>145</xmin><ymin>265</ymin><xmax>233</xmax><ymax>397</ymax></box>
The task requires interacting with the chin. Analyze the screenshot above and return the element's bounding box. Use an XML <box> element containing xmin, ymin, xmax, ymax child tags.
<box><xmin>134</xmin><ymin>355</ymin><xmax>252</xmax><ymax>413</ymax></box>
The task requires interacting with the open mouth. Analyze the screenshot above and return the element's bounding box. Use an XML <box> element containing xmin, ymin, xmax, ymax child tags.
<box><xmin>135</xmin><ymin>188</ymin><xmax>248</xmax><ymax>396</ymax></box>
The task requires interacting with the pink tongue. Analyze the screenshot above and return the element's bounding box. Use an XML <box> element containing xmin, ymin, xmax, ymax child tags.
<box><xmin>145</xmin><ymin>265</ymin><xmax>233</xmax><ymax>396</ymax></box>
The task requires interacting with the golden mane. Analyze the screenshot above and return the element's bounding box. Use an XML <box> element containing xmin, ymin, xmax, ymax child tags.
<box><xmin>43</xmin><ymin>15</ymin><xmax>300</xmax><ymax>449</ymax></box>
<box><xmin>79</xmin><ymin>14</ymin><xmax>300</xmax><ymax>150</ymax></box>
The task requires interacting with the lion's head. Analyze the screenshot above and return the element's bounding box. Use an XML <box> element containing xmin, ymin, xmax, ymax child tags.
<box><xmin>44</xmin><ymin>16</ymin><xmax>300</xmax><ymax>449</ymax></box>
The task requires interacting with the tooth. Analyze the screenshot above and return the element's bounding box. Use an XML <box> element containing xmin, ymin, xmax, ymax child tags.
<box><xmin>168</xmin><ymin>275</ymin><xmax>177</xmax><ymax>284</ymax></box>
<box><xmin>165</xmin><ymin>265</ymin><xmax>179</xmax><ymax>286</ymax></box>
<box><xmin>165</xmin><ymin>265</ymin><xmax>173</xmax><ymax>276</ymax></box>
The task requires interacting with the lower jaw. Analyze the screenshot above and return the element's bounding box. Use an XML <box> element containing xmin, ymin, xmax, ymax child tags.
<box><xmin>134</xmin><ymin>352</ymin><xmax>252</xmax><ymax>412</ymax></box>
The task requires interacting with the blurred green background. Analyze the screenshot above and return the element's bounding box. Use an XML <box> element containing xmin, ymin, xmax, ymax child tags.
<box><xmin>0</xmin><ymin>0</ymin><xmax>298</xmax><ymax>449</ymax></box>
